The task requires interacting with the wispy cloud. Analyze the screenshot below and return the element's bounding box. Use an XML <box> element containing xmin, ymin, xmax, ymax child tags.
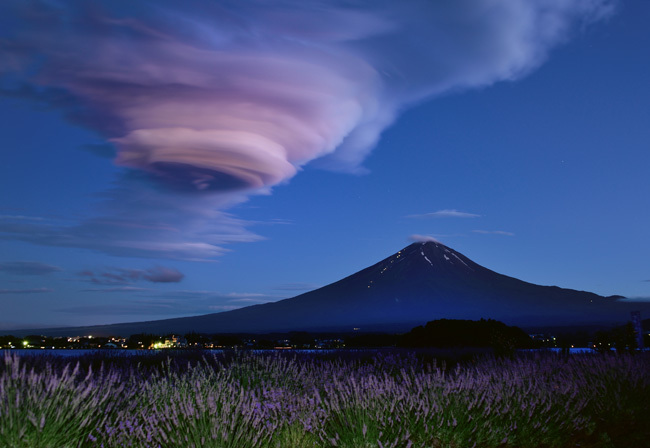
<box><xmin>208</xmin><ymin>305</ymin><xmax>246</xmax><ymax>312</ymax></box>
<box><xmin>152</xmin><ymin>290</ymin><xmax>220</xmax><ymax>299</ymax></box>
<box><xmin>407</xmin><ymin>210</ymin><xmax>481</xmax><ymax>219</ymax></box>
<box><xmin>137</xmin><ymin>289</ymin><xmax>284</xmax><ymax>304</ymax></box>
<box><xmin>0</xmin><ymin>261</ymin><xmax>62</xmax><ymax>276</ymax></box>
<box><xmin>0</xmin><ymin>179</ymin><xmax>263</xmax><ymax>261</ymax></box>
<box><xmin>0</xmin><ymin>215</ymin><xmax>44</xmax><ymax>221</ymax></box>
<box><xmin>0</xmin><ymin>0</ymin><xmax>614</xmax><ymax>259</ymax></box>
<box><xmin>273</xmin><ymin>283</ymin><xmax>320</xmax><ymax>292</ymax></box>
<box><xmin>472</xmin><ymin>230</ymin><xmax>515</xmax><ymax>236</ymax></box>
<box><xmin>0</xmin><ymin>288</ymin><xmax>53</xmax><ymax>294</ymax></box>
<box><xmin>0</xmin><ymin>321</ymin><xmax>66</xmax><ymax>331</ymax></box>
<box><xmin>224</xmin><ymin>292</ymin><xmax>283</xmax><ymax>304</ymax></box>
<box><xmin>56</xmin><ymin>293</ymin><xmax>274</xmax><ymax>316</ymax></box>
<box><xmin>227</xmin><ymin>298</ymin><xmax>277</xmax><ymax>304</ymax></box>
<box><xmin>616</xmin><ymin>296</ymin><xmax>650</xmax><ymax>302</ymax></box>
<box><xmin>80</xmin><ymin>286</ymin><xmax>153</xmax><ymax>293</ymax></box>
<box><xmin>57</xmin><ymin>302</ymin><xmax>184</xmax><ymax>316</ymax></box>
<box><xmin>224</xmin><ymin>292</ymin><xmax>269</xmax><ymax>298</ymax></box>
<box><xmin>409</xmin><ymin>234</ymin><xmax>442</xmax><ymax>243</ymax></box>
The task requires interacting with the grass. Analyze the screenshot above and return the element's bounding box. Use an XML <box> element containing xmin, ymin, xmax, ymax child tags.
<box><xmin>1</xmin><ymin>350</ymin><xmax>648</xmax><ymax>447</ymax></box>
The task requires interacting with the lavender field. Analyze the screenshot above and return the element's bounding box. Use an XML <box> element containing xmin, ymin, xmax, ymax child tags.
<box><xmin>1</xmin><ymin>350</ymin><xmax>649</xmax><ymax>448</ymax></box>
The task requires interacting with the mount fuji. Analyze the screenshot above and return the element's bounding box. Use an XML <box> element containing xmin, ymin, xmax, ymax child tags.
<box><xmin>17</xmin><ymin>241</ymin><xmax>648</xmax><ymax>336</ymax></box>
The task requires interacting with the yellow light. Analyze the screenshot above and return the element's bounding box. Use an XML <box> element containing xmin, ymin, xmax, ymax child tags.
<box><xmin>22</xmin><ymin>340</ymin><xmax>28</xmax><ymax>347</ymax></box>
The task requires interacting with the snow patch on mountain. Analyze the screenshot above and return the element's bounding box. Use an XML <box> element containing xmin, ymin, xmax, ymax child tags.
<box><xmin>452</xmin><ymin>253</ymin><xmax>473</xmax><ymax>270</ymax></box>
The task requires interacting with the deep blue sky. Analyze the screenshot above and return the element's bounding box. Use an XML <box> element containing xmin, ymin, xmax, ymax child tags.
<box><xmin>0</xmin><ymin>0</ymin><xmax>648</xmax><ymax>330</ymax></box>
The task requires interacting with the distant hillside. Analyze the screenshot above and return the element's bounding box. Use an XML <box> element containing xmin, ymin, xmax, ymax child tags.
<box><xmin>11</xmin><ymin>241</ymin><xmax>650</xmax><ymax>337</ymax></box>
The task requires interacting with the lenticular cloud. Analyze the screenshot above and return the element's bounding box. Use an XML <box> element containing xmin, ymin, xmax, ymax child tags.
<box><xmin>0</xmin><ymin>0</ymin><xmax>614</xmax><ymax>259</ymax></box>
<box><xmin>1</xmin><ymin>0</ymin><xmax>614</xmax><ymax>191</ymax></box>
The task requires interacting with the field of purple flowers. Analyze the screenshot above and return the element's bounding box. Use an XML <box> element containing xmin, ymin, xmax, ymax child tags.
<box><xmin>1</xmin><ymin>350</ymin><xmax>649</xmax><ymax>448</ymax></box>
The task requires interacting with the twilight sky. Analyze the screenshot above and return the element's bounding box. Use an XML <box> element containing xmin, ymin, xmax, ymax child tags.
<box><xmin>1</xmin><ymin>0</ymin><xmax>649</xmax><ymax>331</ymax></box>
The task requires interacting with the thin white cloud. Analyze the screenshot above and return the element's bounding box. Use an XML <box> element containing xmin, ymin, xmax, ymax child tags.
<box><xmin>273</xmin><ymin>283</ymin><xmax>320</xmax><ymax>291</ymax></box>
<box><xmin>409</xmin><ymin>234</ymin><xmax>442</xmax><ymax>243</ymax></box>
<box><xmin>227</xmin><ymin>298</ymin><xmax>275</xmax><ymax>304</ymax></box>
<box><xmin>407</xmin><ymin>209</ymin><xmax>481</xmax><ymax>219</ymax></box>
<box><xmin>472</xmin><ymin>230</ymin><xmax>515</xmax><ymax>236</ymax></box>
<box><xmin>208</xmin><ymin>305</ymin><xmax>244</xmax><ymax>312</ymax></box>
<box><xmin>225</xmin><ymin>292</ymin><xmax>269</xmax><ymax>298</ymax></box>
<box><xmin>141</xmin><ymin>289</ymin><xmax>284</xmax><ymax>303</ymax></box>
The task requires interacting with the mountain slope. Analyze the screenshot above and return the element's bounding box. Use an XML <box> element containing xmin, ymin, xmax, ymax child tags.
<box><xmin>15</xmin><ymin>242</ymin><xmax>649</xmax><ymax>336</ymax></box>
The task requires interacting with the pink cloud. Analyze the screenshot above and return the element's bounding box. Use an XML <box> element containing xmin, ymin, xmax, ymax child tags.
<box><xmin>0</xmin><ymin>0</ymin><xmax>614</xmax><ymax>260</ymax></box>
<box><xmin>2</xmin><ymin>0</ymin><xmax>614</xmax><ymax>190</ymax></box>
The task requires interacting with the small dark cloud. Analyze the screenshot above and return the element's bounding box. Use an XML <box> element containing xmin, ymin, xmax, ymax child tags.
<box><xmin>407</xmin><ymin>210</ymin><xmax>480</xmax><ymax>219</ymax></box>
<box><xmin>0</xmin><ymin>288</ymin><xmax>53</xmax><ymax>294</ymax></box>
<box><xmin>142</xmin><ymin>266</ymin><xmax>185</xmax><ymax>283</ymax></box>
<box><xmin>78</xmin><ymin>266</ymin><xmax>184</xmax><ymax>285</ymax></box>
<box><xmin>0</xmin><ymin>261</ymin><xmax>62</xmax><ymax>276</ymax></box>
